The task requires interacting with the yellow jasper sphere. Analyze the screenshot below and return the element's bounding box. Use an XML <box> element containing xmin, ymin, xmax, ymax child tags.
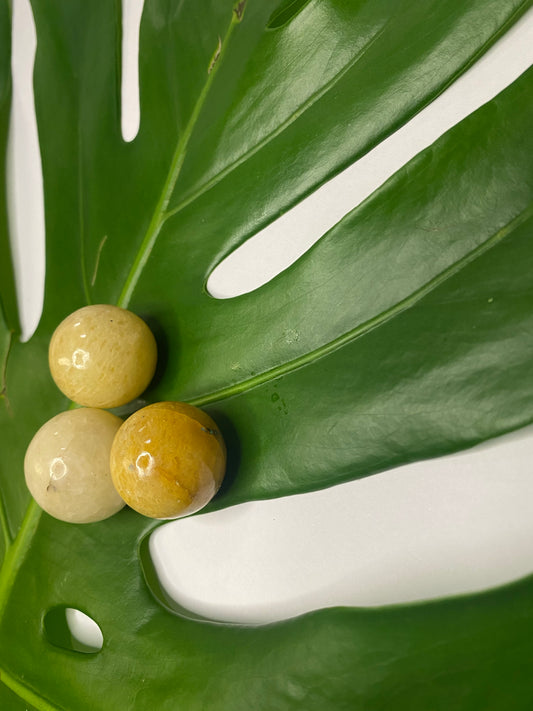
<box><xmin>48</xmin><ymin>304</ymin><xmax>157</xmax><ymax>408</ymax></box>
<box><xmin>24</xmin><ymin>408</ymin><xmax>125</xmax><ymax>524</ymax></box>
<box><xmin>110</xmin><ymin>402</ymin><xmax>226</xmax><ymax>519</ymax></box>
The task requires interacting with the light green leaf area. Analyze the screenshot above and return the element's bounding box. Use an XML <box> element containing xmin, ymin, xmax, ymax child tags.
<box><xmin>1</xmin><ymin>0</ymin><xmax>533</xmax><ymax>708</ymax></box>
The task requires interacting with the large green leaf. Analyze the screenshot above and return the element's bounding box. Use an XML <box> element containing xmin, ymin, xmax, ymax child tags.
<box><xmin>1</xmin><ymin>0</ymin><xmax>533</xmax><ymax>708</ymax></box>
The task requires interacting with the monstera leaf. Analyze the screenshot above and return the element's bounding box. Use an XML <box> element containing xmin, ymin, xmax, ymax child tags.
<box><xmin>1</xmin><ymin>0</ymin><xmax>533</xmax><ymax>708</ymax></box>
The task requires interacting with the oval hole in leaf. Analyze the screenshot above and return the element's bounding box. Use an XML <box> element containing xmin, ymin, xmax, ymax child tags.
<box><xmin>147</xmin><ymin>427</ymin><xmax>533</xmax><ymax>625</ymax></box>
<box><xmin>43</xmin><ymin>607</ymin><xmax>103</xmax><ymax>654</ymax></box>
<box><xmin>206</xmin><ymin>10</ymin><xmax>533</xmax><ymax>300</ymax></box>
<box><xmin>7</xmin><ymin>0</ymin><xmax>45</xmax><ymax>342</ymax></box>
<box><xmin>121</xmin><ymin>0</ymin><xmax>144</xmax><ymax>142</ymax></box>
<box><xmin>266</xmin><ymin>0</ymin><xmax>313</xmax><ymax>29</ymax></box>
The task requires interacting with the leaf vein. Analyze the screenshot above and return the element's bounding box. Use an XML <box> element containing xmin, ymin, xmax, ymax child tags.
<box><xmin>0</xmin><ymin>499</ymin><xmax>41</xmax><ymax>616</ymax></box>
<box><xmin>163</xmin><ymin>10</ymin><xmax>396</xmax><ymax>221</ymax></box>
<box><xmin>117</xmin><ymin>2</ymin><xmax>246</xmax><ymax>308</ymax></box>
<box><xmin>0</xmin><ymin>669</ymin><xmax>67</xmax><ymax>711</ymax></box>
<box><xmin>163</xmin><ymin>0</ymin><xmax>533</xmax><ymax>222</ymax></box>
<box><xmin>190</xmin><ymin>201</ymin><xmax>533</xmax><ymax>407</ymax></box>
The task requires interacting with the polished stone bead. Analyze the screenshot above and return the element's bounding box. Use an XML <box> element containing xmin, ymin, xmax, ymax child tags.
<box><xmin>24</xmin><ymin>408</ymin><xmax>125</xmax><ymax>523</ymax></box>
<box><xmin>48</xmin><ymin>304</ymin><xmax>157</xmax><ymax>408</ymax></box>
<box><xmin>110</xmin><ymin>402</ymin><xmax>226</xmax><ymax>519</ymax></box>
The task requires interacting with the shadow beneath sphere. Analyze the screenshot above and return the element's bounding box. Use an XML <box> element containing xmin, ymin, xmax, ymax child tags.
<box><xmin>203</xmin><ymin>408</ymin><xmax>241</xmax><ymax>505</ymax></box>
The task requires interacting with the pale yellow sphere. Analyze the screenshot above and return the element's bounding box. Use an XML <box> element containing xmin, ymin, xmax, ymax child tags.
<box><xmin>49</xmin><ymin>304</ymin><xmax>157</xmax><ymax>408</ymax></box>
<box><xmin>24</xmin><ymin>408</ymin><xmax>125</xmax><ymax>524</ymax></box>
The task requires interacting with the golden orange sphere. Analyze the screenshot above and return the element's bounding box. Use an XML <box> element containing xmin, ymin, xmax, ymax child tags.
<box><xmin>110</xmin><ymin>402</ymin><xmax>226</xmax><ymax>519</ymax></box>
<box><xmin>48</xmin><ymin>304</ymin><xmax>157</xmax><ymax>408</ymax></box>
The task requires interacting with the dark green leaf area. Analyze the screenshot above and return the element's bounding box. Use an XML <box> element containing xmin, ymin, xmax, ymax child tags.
<box><xmin>206</xmin><ymin>211</ymin><xmax>533</xmax><ymax>507</ymax></box>
<box><xmin>171</xmin><ymin>0</ymin><xmax>532</xmax><ymax>219</ymax></box>
<box><xmin>140</xmin><ymin>64</ymin><xmax>533</xmax><ymax>408</ymax></box>
<box><xmin>266</xmin><ymin>0</ymin><xmax>312</xmax><ymax>29</ymax></box>
<box><xmin>0</xmin><ymin>0</ymin><xmax>8</xmax><ymax>99</ymax></box>
<box><xmin>28</xmin><ymin>0</ymin><xmax>239</xmax><ymax>320</ymax></box>
<box><xmin>28</xmin><ymin>0</ymin><xmax>532</xmax><ymax>318</ymax></box>
<box><xmin>3</xmin><ymin>506</ymin><xmax>533</xmax><ymax>711</ymax></box>
<box><xmin>26</xmin><ymin>0</ymin><xmax>217</xmax><ymax>315</ymax></box>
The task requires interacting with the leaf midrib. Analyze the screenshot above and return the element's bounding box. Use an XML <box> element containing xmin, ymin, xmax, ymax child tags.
<box><xmin>163</xmin><ymin>7</ymin><xmax>396</xmax><ymax>221</ymax></box>
<box><xmin>116</xmin><ymin>3</ymin><xmax>244</xmax><ymax>308</ymax></box>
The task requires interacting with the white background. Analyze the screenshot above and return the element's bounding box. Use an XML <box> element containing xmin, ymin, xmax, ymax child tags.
<box><xmin>8</xmin><ymin>0</ymin><xmax>533</xmax><ymax>628</ymax></box>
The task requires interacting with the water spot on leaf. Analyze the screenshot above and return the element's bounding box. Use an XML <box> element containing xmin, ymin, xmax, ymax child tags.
<box><xmin>43</xmin><ymin>606</ymin><xmax>103</xmax><ymax>654</ymax></box>
<box><xmin>284</xmin><ymin>328</ymin><xmax>300</xmax><ymax>344</ymax></box>
<box><xmin>278</xmin><ymin>398</ymin><xmax>288</xmax><ymax>414</ymax></box>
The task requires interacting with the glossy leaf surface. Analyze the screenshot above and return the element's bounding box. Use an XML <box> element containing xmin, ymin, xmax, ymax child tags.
<box><xmin>1</xmin><ymin>0</ymin><xmax>533</xmax><ymax>708</ymax></box>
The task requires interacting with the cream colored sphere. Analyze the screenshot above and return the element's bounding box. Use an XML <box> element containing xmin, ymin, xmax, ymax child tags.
<box><xmin>49</xmin><ymin>304</ymin><xmax>157</xmax><ymax>408</ymax></box>
<box><xmin>24</xmin><ymin>408</ymin><xmax>125</xmax><ymax>524</ymax></box>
